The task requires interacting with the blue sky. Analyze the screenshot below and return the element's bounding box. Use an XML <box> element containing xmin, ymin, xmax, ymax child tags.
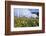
<box><xmin>14</xmin><ymin>8</ymin><xmax>39</xmax><ymax>18</ymax></box>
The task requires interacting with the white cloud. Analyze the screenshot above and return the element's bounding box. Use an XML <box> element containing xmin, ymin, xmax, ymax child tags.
<box><xmin>14</xmin><ymin>8</ymin><xmax>38</xmax><ymax>18</ymax></box>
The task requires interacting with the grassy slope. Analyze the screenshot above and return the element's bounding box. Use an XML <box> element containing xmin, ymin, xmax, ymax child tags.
<box><xmin>14</xmin><ymin>16</ymin><xmax>39</xmax><ymax>27</ymax></box>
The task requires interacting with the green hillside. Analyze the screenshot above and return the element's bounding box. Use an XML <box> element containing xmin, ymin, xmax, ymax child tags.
<box><xmin>14</xmin><ymin>16</ymin><xmax>39</xmax><ymax>27</ymax></box>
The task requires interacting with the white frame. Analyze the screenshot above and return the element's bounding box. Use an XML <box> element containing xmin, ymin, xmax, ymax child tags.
<box><xmin>11</xmin><ymin>5</ymin><xmax>42</xmax><ymax>32</ymax></box>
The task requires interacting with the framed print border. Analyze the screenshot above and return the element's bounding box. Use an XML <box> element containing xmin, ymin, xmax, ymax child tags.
<box><xmin>5</xmin><ymin>1</ymin><xmax>45</xmax><ymax>35</ymax></box>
